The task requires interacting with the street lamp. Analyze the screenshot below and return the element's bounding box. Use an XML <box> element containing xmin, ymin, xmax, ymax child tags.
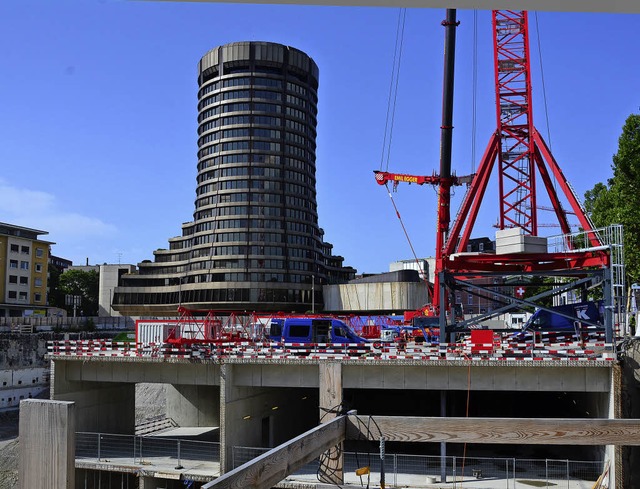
<box><xmin>312</xmin><ymin>275</ymin><xmax>315</xmax><ymax>314</ymax></box>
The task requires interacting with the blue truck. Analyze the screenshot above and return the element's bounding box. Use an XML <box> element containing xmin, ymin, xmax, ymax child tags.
<box><xmin>514</xmin><ymin>300</ymin><xmax>605</xmax><ymax>340</ymax></box>
<box><xmin>266</xmin><ymin>317</ymin><xmax>368</xmax><ymax>344</ymax></box>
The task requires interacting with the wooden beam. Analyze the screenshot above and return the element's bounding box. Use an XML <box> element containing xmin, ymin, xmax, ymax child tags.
<box><xmin>347</xmin><ymin>415</ymin><xmax>640</xmax><ymax>446</ymax></box>
<box><xmin>203</xmin><ymin>415</ymin><xmax>346</xmax><ymax>489</ymax></box>
<box><xmin>318</xmin><ymin>362</ymin><xmax>343</xmax><ymax>484</ymax></box>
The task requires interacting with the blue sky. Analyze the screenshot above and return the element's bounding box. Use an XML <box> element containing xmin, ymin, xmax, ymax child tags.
<box><xmin>1</xmin><ymin>1</ymin><xmax>638</xmax><ymax>273</ymax></box>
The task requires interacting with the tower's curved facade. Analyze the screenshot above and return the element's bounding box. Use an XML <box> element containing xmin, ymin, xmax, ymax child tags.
<box><xmin>113</xmin><ymin>42</ymin><xmax>355</xmax><ymax>315</ymax></box>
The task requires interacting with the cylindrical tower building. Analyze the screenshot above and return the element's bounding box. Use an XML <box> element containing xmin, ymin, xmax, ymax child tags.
<box><xmin>113</xmin><ymin>41</ymin><xmax>355</xmax><ymax>315</ymax></box>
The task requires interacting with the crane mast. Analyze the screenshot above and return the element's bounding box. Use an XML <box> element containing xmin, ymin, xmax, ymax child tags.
<box><xmin>493</xmin><ymin>10</ymin><xmax>537</xmax><ymax>234</ymax></box>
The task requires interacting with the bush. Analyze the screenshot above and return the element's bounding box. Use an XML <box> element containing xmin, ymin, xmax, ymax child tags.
<box><xmin>83</xmin><ymin>318</ymin><xmax>96</xmax><ymax>332</ymax></box>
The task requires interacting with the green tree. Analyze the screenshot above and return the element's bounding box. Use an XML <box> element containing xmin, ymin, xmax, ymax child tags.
<box><xmin>584</xmin><ymin>113</ymin><xmax>640</xmax><ymax>282</ymax></box>
<box><xmin>58</xmin><ymin>269</ymin><xmax>99</xmax><ymax>316</ymax></box>
<box><xmin>47</xmin><ymin>265</ymin><xmax>65</xmax><ymax>309</ymax></box>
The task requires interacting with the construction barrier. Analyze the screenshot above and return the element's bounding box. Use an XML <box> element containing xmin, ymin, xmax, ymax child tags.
<box><xmin>46</xmin><ymin>338</ymin><xmax>617</xmax><ymax>362</ymax></box>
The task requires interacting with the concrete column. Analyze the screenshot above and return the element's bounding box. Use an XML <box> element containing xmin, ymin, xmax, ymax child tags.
<box><xmin>220</xmin><ymin>363</ymin><xmax>238</xmax><ymax>474</ymax></box>
<box><xmin>19</xmin><ymin>399</ymin><xmax>75</xmax><ymax>489</ymax></box>
<box><xmin>318</xmin><ymin>361</ymin><xmax>343</xmax><ymax>484</ymax></box>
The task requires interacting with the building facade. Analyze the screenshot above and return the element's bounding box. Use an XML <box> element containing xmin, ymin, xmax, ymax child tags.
<box><xmin>0</xmin><ymin>222</ymin><xmax>52</xmax><ymax>318</ymax></box>
<box><xmin>113</xmin><ymin>41</ymin><xmax>355</xmax><ymax>316</ymax></box>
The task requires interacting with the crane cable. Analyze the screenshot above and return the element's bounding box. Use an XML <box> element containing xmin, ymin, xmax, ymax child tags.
<box><xmin>533</xmin><ymin>11</ymin><xmax>558</xmax><ymax>195</ymax></box>
<box><xmin>534</xmin><ymin>12</ymin><xmax>553</xmax><ymax>152</ymax></box>
<box><xmin>460</xmin><ymin>14</ymin><xmax>478</xmax><ymax>478</ymax></box>
<box><xmin>378</xmin><ymin>9</ymin><xmax>433</xmax><ymax>299</ymax></box>
<box><xmin>384</xmin><ymin>182</ymin><xmax>430</xmax><ymax>301</ymax></box>
<box><xmin>380</xmin><ymin>8</ymin><xmax>406</xmax><ymax>172</ymax></box>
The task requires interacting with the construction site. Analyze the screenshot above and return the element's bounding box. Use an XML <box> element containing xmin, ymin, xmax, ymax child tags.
<box><xmin>14</xmin><ymin>2</ymin><xmax>640</xmax><ymax>489</ymax></box>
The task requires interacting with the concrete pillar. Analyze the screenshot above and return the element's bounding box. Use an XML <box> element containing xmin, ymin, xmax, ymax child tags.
<box><xmin>220</xmin><ymin>363</ymin><xmax>239</xmax><ymax>473</ymax></box>
<box><xmin>51</xmin><ymin>359</ymin><xmax>135</xmax><ymax>433</ymax></box>
<box><xmin>19</xmin><ymin>399</ymin><xmax>75</xmax><ymax>489</ymax></box>
<box><xmin>318</xmin><ymin>361</ymin><xmax>343</xmax><ymax>484</ymax></box>
<box><xmin>166</xmin><ymin>384</ymin><xmax>220</xmax><ymax>427</ymax></box>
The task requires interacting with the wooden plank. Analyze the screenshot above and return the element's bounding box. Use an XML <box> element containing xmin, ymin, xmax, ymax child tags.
<box><xmin>203</xmin><ymin>415</ymin><xmax>346</xmax><ymax>489</ymax></box>
<box><xmin>346</xmin><ymin>415</ymin><xmax>640</xmax><ymax>446</ymax></box>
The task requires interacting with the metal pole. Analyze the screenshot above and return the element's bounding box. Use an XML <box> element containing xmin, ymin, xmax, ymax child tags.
<box><xmin>175</xmin><ymin>440</ymin><xmax>183</xmax><ymax>469</ymax></box>
<box><xmin>380</xmin><ymin>436</ymin><xmax>386</xmax><ymax>489</ymax></box>
<box><xmin>312</xmin><ymin>275</ymin><xmax>315</xmax><ymax>314</ymax></box>
<box><xmin>440</xmin><ymin>391</ymin><xmax>447</xmax><ymax>483</ymax></box>
<box><xmin>604</xmin><ymin>267</ymin><xmax>614</xmax><ymax>344</ymax></box>
<box><xmin>439</xmin><ymin>7</ymin><xmax>457</xmax><ymax>190</ymax></box>
<box><xmin>546</xmin><ymin>458</ymin><xmax>549</xmax><ymax>487</ymax></box>
<box><xmin>434</xmin><ymin>8</ymin><xmax>459</xmax><ymax>311</ymax></box>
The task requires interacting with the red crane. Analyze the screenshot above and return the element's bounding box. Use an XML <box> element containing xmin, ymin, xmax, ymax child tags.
<box><xmin>375</xmin><ymin>9</ymin><xmax>606</xmax><ymax>318</ymax></box>
<box><xmin>446</xmin><ymin>10</ymin><xmax>600</xmax><ymax>255</ymax></box>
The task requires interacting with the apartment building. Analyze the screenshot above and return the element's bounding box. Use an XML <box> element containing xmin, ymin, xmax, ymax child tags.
<box><xmin>0</xmin><ymin>222</ymin><xmax>53</xmax><ymax>318</ymax></box>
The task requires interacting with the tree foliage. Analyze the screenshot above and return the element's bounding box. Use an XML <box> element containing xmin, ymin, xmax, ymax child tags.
<box><xmin>584</xmin><ymin>113</ymin><xmax>640</xmax><ymax>282</ymax></box>
<box><xmin>58</xmin><ymin>269</ymin><xmax>99</xmax><ymax>316</ymax></box>
<box><xmin>47</xmin><ymin>265</ymin><xmax>65</xmax><ymax>309</ymax></box>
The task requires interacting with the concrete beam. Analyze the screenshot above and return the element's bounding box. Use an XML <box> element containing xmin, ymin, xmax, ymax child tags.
<box><xmin>50</xmin><ymin>357</ymin><xmax>613</xmax><ymax>393</ymax></box>
<box><xmin>52</xmin><ymin>358</ymin><xmax>222</xmax><ymax>385</ymax></box>
<box><xmin>342</xmin><ymin>364</ymin><xmax>611</xmax><ymax>392</ymax></box>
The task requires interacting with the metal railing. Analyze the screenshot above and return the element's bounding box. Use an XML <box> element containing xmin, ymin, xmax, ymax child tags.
<box><xmin>76</xmin><ymin>432</ymin><xmax>220</xmax><ymax>467</ymax></box>
<box><xmin>233</xmin><ymin>446</ymin><xmax>604</xmax><ymax>488</ymax></box>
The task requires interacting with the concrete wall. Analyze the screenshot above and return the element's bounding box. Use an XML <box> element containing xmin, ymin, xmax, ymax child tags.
<box><xmin>166</xmin><ymin>384</ymin><xmax>220</xmax><ymax>427</ymax></box>
<box><xmin>620</xmin><ymin>342</ymin><xmax>640</xmax><ymax>488</ymax></box>
<box><xmin>0</xmin><ymin>367</ymin><xmax>49</xmax><ymax>409</ymax></box>
<box><xmin>51</xmin><ymin>361</ymin><xmax>135</xmax><ymax>433</ymax></box>
<box><xmin>0</xmin><ymin>333</ymin><xmax>52</xmax><ymax>368</ymax></box>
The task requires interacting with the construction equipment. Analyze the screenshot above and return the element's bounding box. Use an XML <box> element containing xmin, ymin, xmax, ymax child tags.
<box><xmin>374</xmin><ymin>9</ymin><xmax>609</xmax><ymax>336</ymax></box>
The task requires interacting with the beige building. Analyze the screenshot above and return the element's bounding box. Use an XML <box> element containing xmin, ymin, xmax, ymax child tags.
<box><xmin>0</xmin><ymin>222</ymin><xmax>53</xmax><ymax>318</ymax></box>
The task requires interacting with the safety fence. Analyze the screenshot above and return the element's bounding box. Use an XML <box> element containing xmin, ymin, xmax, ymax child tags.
<box><xmin>76</xmin><ymin>432</ymin><xmax>220</xmax><ymax>467</ymax></box>
<box><xmin>0</xmin><ymin>315</ymin><xmax>134</xmax><ymax>330</ymax></box>
<box><xmin>233</xmin><ymin>446</ymin><xmax>605</xmax><ymax>488</ymax></box>
<box><xmin>47</xmin><ymin>338</ymin><xmax>616</xmax><ymax>362</ymax></box>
